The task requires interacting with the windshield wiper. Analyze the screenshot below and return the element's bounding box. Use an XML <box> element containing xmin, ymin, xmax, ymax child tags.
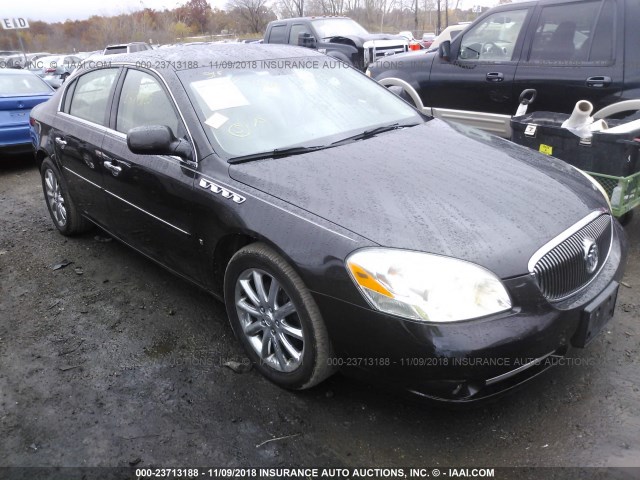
<box><xmin>228</xmin><ymin>145</ymin><xmax>327</xmax><ymax>164</ymax></box>
<box><xmin>331</xmin><ymin>123</ymin><xmax>418</xmax><ymax>146</ymax></box>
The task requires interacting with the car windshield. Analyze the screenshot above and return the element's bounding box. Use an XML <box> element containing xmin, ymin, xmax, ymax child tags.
<box><xmin>312</xmin><ymin>18</ymin><xmax>369</xmax><ymax>39</ymax></box>
<box><xmin>179</xmin><ymin>58</ymin><xmax>423</xmax><ymax>159</ymax></box>
<box><xmin>0</xmin><ymin>73</ymin><xmax>52</xmax><ymax>96</ymax></box>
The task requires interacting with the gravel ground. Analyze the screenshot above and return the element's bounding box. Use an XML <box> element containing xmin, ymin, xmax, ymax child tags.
<box><xmin>0</xmin><ymin>157</ymin><xmax>639</xmax><ymax>478</ymax></box>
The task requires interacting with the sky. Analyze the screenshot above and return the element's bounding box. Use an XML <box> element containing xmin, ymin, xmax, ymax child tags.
<box><xmin>0</xmin><ymin>0</ymin><xmax>225</xmax><ymax>23</ymax></box>
<box><xmin>1</xmin><ymin>0</ymin><xmax>501</xmax><ymax>23</ymax></box>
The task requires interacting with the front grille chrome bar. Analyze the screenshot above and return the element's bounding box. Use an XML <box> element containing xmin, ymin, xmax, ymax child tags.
<box><xmin>528</xmin><ymin>209</ymin><xmax>613</xmax><ymax>301</ymax></box>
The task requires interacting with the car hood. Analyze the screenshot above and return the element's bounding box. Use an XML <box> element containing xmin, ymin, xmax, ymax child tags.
<box><xmin>229</xmin><ymin>120</ymin><xmax>608</xmax><ymax>278</ymax></box>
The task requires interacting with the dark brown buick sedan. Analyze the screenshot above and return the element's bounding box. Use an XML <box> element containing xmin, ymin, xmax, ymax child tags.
<box><xmin>30</xmin><ymin>44</ymin><xmax>626</xmax><ymax>402</ymax></box>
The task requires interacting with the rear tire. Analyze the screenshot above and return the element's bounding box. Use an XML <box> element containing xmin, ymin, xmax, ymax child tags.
<box><xmin>40</xmin><ymin>157</ymin><xmax>92</xmax><ymax>235</ymax></box>
<box><xmin>224</xmin><ymin>242</ymin><xmax>335</xmax><ymax>389</ymax></box>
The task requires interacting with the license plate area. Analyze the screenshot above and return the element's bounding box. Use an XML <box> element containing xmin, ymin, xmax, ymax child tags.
<box><xmin>572</xmin><ymin>281</ymin><xmax>619</xmax><ymax>348</ymax></box>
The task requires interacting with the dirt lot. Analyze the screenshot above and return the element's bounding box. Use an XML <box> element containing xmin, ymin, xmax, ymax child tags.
<box><xmin>1</xmin><ymin>157</ymin><xmax>639</xmax><ymax>477</ymax></box>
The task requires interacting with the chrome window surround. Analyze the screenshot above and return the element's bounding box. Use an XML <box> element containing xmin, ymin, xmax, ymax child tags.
<box><xmin>56</xmin><ymin>63</ymin><xmax>198</xmax><ymax>163</ymax></box>
<box><xmin>527</xmin><ymin>209</ymin><xmax>613</xmax><ymax>301</ymax></box>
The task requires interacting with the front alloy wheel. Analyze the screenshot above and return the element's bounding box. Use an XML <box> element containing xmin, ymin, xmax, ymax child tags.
<box><xmin>224</xmin><ymin>243</ymin><xmax>335</xmax><ymax>389</ymax></box>
<box><xmin>235</xmin><ymin>268</ymin><xmax>304</xmax><ymax>373</ymax></box>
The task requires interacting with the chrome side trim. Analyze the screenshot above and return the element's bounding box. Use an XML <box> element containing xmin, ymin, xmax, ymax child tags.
<box><xmin>485</xmin><ymin>351</ymin><xmax>556</xmax><ymax>386</ymax></box>
<box><xmin>527</xmin><ymin>210</ymin><xmax>608</xmax><ymax>273</ymax></box>
<box><xmin>105</xmin><ymin>190</ymin><xmax>190</xmax><ymax>235</ymax></box>
<box><xmin>111</xmin><ymin>62</ymin><xmax>198</xmax><ymax>163</ymax></box>
<box><xmin>58</xmin><ymin>111</ymin><xmax>111</xmax><ymax>133</ymax></box>
<box><xmin>63</xmin><ymin>165</ymin><xmax>190</xmax><ymax>235</ymax></box>
<box><xmin>429</xmin><ymin>107</ymin><xmax>512</xmax><ymax>138</ymax></box>
<box><xmin>56</xmin><ymin>63</ymin><xmax>198</xmax><ymax>163</ymax></box>
<box><xmin>250</xmin><ymin>194</ymin><xmax>358</xmax><ymax>242</ymax></box>
<box><xmin>63</xmin><ymin>166</ymin><xmax>101</xmax><ymax>189</ymax></box>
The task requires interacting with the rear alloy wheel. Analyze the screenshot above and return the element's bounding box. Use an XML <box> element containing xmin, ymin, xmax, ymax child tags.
<box><xmin>41</xmin><ymin>158</ymin><xmax>91</xmax><ymax>235</ymax></box>
<box><xmin>224</xmin><ymin>243</ymin><xmax>335</xmax><ymax>389</ymax></box>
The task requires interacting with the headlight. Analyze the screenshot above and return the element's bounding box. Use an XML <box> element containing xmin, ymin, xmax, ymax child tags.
<box><xmin>365</xmin><ymin>68</ymin><xmax>372</xmax><ymax>77</ymax></box>
<box><xmin>346</xmin><ymin>249</ymin><xmax>512</xmax><ymax>323</ymax></box>
<box><xmin>573</xmin><ymin>167</ymin><xmax>611</xmax><ymax>210</ymax></box>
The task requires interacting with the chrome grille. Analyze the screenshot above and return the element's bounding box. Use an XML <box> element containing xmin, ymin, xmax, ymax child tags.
<box><xmin>372</xmin><ymin>45</ymin><xmax>408</xmax><ymax>60</ymax></box>
<box><xmin>530</xmin><ymin>213</ymin><xmax>612</xmax><ymax>301</ymax></box>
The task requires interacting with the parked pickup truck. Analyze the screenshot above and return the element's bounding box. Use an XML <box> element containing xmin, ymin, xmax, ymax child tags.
<box><xmin>367</xmin><ymin>0</ymin><xmax>640</xmax><ymax>137</ymax></box>
<box><xmin>263</xmin><ymin>17</ymin><xmax>409</xmax><ymax>71</ymax></box>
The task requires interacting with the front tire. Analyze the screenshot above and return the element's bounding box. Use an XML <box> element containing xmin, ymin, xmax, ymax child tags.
<box><xmin>224</xmin><ymin>243</ymin><xmax>335</xmax><ymax>389</ymax></box>
<box><xmin>40</xmin><ymin>157</ymin><xmax>91</xmax><ymax>235</ymax></box>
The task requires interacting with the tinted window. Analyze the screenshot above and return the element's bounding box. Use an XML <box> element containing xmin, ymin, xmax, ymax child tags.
<box><xmin>529</xmin><ymin>0</ymin><xmax>613</xmax><ymax>63</ymax></box>
<box><xmin>458</xmin><ymin>9</ymin><xmax>528</xmax><ymax>61</ymax></box>
<box><xmin>116</xmin><ymin>69</ymin><xmax>180</xmax><ymax>136</ymax></box>
<box><xmin>268</xmin><ymin>25</ymin><xmax>287</xmax><ymax>44</ymax></box>
<box><xmin>289</xmin><ymin>24</ymin><xmax>312</xmax><ymax>44</ymax></box>
<box><xmin>104</xmin><ymin>46</ymin><xmax>127</xmax><ymax>55</ymax></box>
<box><xmin>68</xmin><ymin>68</ymin><xmax>118</xmax><ymax>125</ymax></box>
<box><xmin>586</xmin><ymin>0</ymin><xmax>615</xmax><ymax>62</ymax></box>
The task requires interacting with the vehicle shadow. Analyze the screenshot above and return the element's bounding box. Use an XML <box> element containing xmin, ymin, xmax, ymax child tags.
<box><xmin>0</xmin><ymin>154</ymin><xmax>38</xmax><ymax>173</ymax></box>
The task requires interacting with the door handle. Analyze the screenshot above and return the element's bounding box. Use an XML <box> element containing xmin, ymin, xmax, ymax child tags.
<box><xmin>55</xmin><ymin>137</ymin><xmax>67</xmax><ymax>149</ymax></box>
<box><xmin>103</xmin><ymin>160</ymin><xmax>122</xmax><ymax>177</ymax></box>
<box><xmin>486</xmin><ymin>72</ymin><xmax>504</xmax><ymax>82</ymax></box>
<box><xmin>586</xmin><ymin>76</ymin><xmax>611</xmax><ymax>88</ymax></box>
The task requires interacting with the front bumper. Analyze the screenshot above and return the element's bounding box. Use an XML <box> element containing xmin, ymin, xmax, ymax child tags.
<box><xmin>313</xmin><ymin>220</ymin><xmax>627</xmax><ymax>403</ymax></box>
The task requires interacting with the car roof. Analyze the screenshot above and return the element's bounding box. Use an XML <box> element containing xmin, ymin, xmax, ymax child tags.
<box><xmin>105</xmin><ymin>42</ymin><xmax>148</xmax><ymax>47</ymax></box>
<box><xmin>0</xmin><ymin>68</ymin><xmax>40</xmax><ymax>76</ymax></box>
<box><xmin>271</xmin><ymin>16</ymin><xmax>351</xmax><ymax>22</ymax></box>
<box><xmin>37</xmin><ymin>54</ymin><xmax>68</xmax><ymax>62</ymax></box>
<box><xmin>96</xmin><ymin>43</ymin><xmax>325</xmax><ymax>70</ymax></box>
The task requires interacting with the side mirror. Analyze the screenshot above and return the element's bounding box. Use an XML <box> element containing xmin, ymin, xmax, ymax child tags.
<box><xmin>298</xmin><ymin>32</ymin><xmax>317</xmax><ymax>49</ymax></box>
<box><xmin>127</xmin><ymin>125</ymin><xmax>193</xmax><ymax>160</ymax></box>
<box><xmin>439</xmin><ymin>40</ymin><xmax>451</xmax><ymax>61</ymax></box>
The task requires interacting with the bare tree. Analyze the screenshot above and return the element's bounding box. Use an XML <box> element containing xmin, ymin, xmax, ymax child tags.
<box><xmin>277</xmin><ymin>0</ymin><xmax>305</xmax><ymax>17</ymax></box>
<box><xmin>177</xmin><ymin>0</ymin><xmax>212</xmax><ymax>34</ymax></box>
<box><xmin>227</xmin><ymin>0</ymin><xmax>274</xmax><ymax>33</ymax></box>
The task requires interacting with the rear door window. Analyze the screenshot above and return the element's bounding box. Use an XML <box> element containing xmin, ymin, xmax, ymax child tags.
<box><xmin>268</xmin><ymin>25</ymin><xmax>288</xmax><ymax>44</ymax></box>
<box><xmin>68</xmin><ymin>68</ymin><xmax>119</xmax><ymax>126</ymax></box>
<box><xmin>528</xmin><ymin>0</ymin><xmax>615</xmax><ymax>63</ymax></box>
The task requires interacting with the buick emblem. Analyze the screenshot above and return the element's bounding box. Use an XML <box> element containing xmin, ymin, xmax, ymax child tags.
<box><xmin>583</xmin><ymin>238</ymin><xmax>599</xmax><ymax>274</ymax></box>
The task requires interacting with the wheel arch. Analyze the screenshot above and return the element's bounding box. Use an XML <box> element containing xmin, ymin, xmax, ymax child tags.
<box><xmin>35</xmin><ymin>149</ymin><xmax>48</xmax><ymax>171</ymax></box>
<box><xmin>212</xmin><ymin>231</ymin><xmax>312</xmax><ymax>297</ymax></box>
<box><xmin>377</xmin><ymin>76</ymin><xmax>426</xmax><ymax>111</ymax></box>
<box><xmin>326</xmin><ymin>51</ymin><xmax>353</xmax><ymax>65</ymax></box>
